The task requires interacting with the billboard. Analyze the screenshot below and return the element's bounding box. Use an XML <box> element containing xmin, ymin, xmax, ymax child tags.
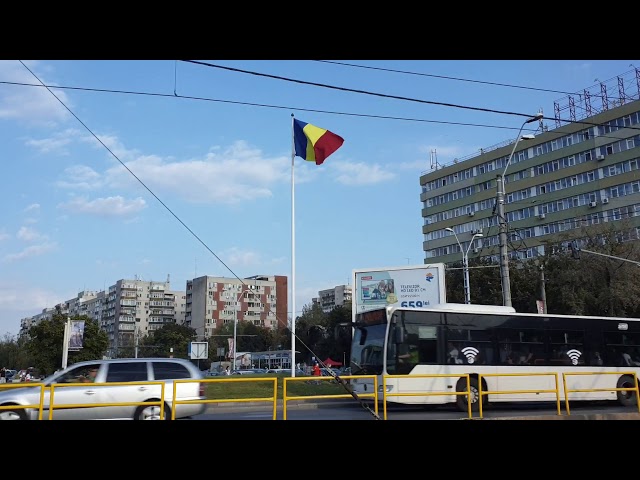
<box><xmin>68</xmin><ymin>320</ymin><xmax>85</xmax><ymax>349</ymax></box>
<box><xmin>352</xmin><ymin>264</ymin><xmax>447</xmax><ymax>322</ymax></box>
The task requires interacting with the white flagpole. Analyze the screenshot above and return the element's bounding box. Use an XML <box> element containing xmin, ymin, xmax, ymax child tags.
<box><xmin>290</xmin><ymin>113</ymin><xmax>296</xmax><ymax>378</ymax></box>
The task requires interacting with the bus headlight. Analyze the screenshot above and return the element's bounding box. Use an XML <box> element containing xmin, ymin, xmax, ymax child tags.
<box><xmin>380</xmin><ymin>384</ymin><xmax>393</xmax><ymax>392</ymax></box>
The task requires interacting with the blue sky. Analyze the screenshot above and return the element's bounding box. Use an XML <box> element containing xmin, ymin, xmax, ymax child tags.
<box><xmin>1</xmin><ymin>59</ymin><xmax>638</xmax><ymax>337</ymax></box>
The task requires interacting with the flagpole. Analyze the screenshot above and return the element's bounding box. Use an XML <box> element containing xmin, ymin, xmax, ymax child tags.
<box><xmin>290</xmin><ymin>113</ymin><xmax>296</xmax><ymax>378</ymax></box>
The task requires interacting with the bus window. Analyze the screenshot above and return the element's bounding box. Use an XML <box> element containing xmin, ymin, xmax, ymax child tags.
<box><xmin>497</xmin><ymin>328</ymin><xmax>545</xmax><ymax>365</ymax></box>
<box><xmin>549</xmin><ymin>330</ymin><xmax>585</xmax><ymax>365</ymax></box>
<box><xmin>447</xmin><ymin>328</ymin><xmax>494</xmax><ymax>365</ymax></box>
<box><xmin>604</xmin><ymin>332</ymin><xmax>640</xmax><ymax>367</ymax></box>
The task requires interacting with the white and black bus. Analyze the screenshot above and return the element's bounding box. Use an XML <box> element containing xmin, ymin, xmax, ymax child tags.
<box><xmin>348</xmin><ymin>303</ymin><xmax>640</xmax><ymax>411</ymax></box>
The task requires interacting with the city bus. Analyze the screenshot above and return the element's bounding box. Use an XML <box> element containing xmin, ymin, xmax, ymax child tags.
<box><xmin>348</xmin><ymin>303</ymin><xmax>640</xmax><ymax>411</ymax></box>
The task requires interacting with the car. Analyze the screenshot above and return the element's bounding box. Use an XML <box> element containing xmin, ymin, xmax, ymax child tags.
<box><xmin>0</xmin><ymin>357</ymin><xmax>207</xmax><ymax>420</ymax></box>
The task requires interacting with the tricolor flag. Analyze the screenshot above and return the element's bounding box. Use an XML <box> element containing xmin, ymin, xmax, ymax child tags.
<box><xmin>293</xmin><ymin>119</ymin><xmax>344</xmax><ymax>165</ymax></box>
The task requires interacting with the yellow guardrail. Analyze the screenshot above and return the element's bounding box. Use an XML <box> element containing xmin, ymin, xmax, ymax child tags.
<box><xmin>562</xmin><ymin>371</ymin><xmax>640</xmax><ymax>415</ymax></box>
<box><xmin>0</xmin><ymin>382</ymin><xmax>47</xmax><ymax>420</ymax></box>
<box><xmin>5</xmin><ymin>370</ymin><xmax>639</xmax><ymax>420</ymax></box>
<box><xmin>49</xmin><ymin>381</ymin><xmax>167</xmax><ymax>420</ymax></box>
<box><xmin>477</xmin><ymin>372</ymin><xmax>562</xmax><ymax>419</ymax></box>
<box><xmin>172</xmin><ymin>377</ymin><xmax>278</xmax><ymax>420</ymax></box>
<box><xmin>383</xmin><ymin>374</ymin><xmax>472</xmax><ymax>420</ymax></box>
<box><xmin>282</xmin><ymin>375</ymin><xmax>378</xmax><ymax>420</ymax></box>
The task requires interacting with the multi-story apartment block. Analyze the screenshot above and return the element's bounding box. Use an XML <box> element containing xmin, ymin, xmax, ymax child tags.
<box><xmin>312</xmin><ymin>285</ymin><xmax>352</xmax><ymax>313</ymax></box>
<box><xmin>19</xmin><ymin>278</ymin><xmax>185</xmax><ymax>357</ymax></box>
<box><xmin>420</xmin><ymin>72</ymin><xmax>640</xmax><ymax>265</ymax></box>
<box><xmin>102</xmin><ymin>278</ymin><xmax>179</xmax><ymax>354</ymax></box>
<box><xmin>185</xmin><ymin>274</ymin><xmax>288</xmax><ymax>340</ymax></box>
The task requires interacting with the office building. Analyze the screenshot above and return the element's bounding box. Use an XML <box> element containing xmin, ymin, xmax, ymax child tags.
<box><xmin>420</xmin><ymin>71</ymin><xmax>640</xmax><ymax>265</ymax></box>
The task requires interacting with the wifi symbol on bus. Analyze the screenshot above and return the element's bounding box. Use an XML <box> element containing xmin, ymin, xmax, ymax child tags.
<box><xmin>461</xmin><ymin>347</ymin><xmax>479</xmax><ymax>364</ymax></box>
<box><xmin>566</xmin><ymin>349</ymin><xmax>582</xmax><ymax>365</ymax></box>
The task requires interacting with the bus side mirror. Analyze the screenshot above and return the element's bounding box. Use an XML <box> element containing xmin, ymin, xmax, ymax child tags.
<box><xmin>334</xmin><ymin>322</ymin><xmax>350</xmax><ymax>340</ymax></box>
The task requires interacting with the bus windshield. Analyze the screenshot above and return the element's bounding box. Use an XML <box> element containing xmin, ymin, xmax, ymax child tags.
<box><xmin>350</xmin><ymin>323</ymin><xmax>386</xmax><ymax>376</ymax></box>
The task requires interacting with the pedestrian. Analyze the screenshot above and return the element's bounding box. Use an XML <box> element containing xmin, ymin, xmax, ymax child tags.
<box><xmin>0</xmin><ymin>367</ymin><xmax>5</xmax><ymax>384</ymax></box>
<box><xmin>225</xmin><ymin>365</ymin><xmax>231</xmax><ymax>375</ymax></box>
<box><xmin>313</xmin><ymin>362</ymin><xmax>321</xmax><ymax>377</ymax></box>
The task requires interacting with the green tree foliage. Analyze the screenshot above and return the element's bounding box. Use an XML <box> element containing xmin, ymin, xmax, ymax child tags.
<box><xmin>293</xmin><ymin>302</ymin><xmax>327</xmax><ymax>364</ymax></box>
<box><xmin>138</xmin><ymin>323</ymin><xmax>196</xmax><ymax>359</ymax></box>
<box><xmin>444</xmin><ymin>223</ymin><xmax>640</xmax><ymax>317</ymax></box>
<box><xmin>25</xmin><ymin>313</ymin><xmax>109</xmax><ymax>375</ymax></box>
<box><xmin>0</xmin><ymin>333</ymin><xmax>32</xmax><ymax>371</ymax></box>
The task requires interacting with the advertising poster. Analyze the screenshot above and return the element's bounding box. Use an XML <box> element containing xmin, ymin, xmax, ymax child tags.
<box><xmin>352</xmin><ymin>264</ymin><xmax>447</xmax><ymax>322</ymax></box>
<box><xmin>68</xmin><ymin>320</ymin><xmax>85</xmax><ymax>349</ymax></box>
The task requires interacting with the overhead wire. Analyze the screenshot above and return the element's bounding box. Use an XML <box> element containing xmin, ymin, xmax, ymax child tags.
<box><xmin>17</xmin><ymin>61</ymin><xmax>378</xmax><ymax>415</ymax></box>
<box><xmin>15</xmin><ymin>61</ymin><xmax>640</xmax><ymax>340</ymax></box>
<box><xmin>313</xmin><ymin>60</ymin><xmax>576</xmax><ymax>95</ymax></box>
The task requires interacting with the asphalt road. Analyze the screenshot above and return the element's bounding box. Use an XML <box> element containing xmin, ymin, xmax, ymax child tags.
<box><xmin>185</xmin><ymin>398</ymin><xmax>640</xmax><ymax>420</ymax></box>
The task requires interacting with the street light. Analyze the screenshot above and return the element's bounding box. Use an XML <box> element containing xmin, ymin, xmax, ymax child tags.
<box><xmin>445</xmin><ymin>227</ymin><xmax>483</xmax><ymax>304</ymax></box>
<box><xmin>496</xmin><ymin>113</ymin><xmax>543</xmax><ymax>307</ymax></box>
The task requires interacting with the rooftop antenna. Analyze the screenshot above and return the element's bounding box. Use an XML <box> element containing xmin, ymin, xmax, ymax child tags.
<box><xmin>430</xmin><ymin>149</ymin><xmax>440</xmax><ymax>170</ymax></box>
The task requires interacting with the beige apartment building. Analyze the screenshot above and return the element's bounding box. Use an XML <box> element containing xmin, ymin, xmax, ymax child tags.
<box><xmin>312</xmin><ymin>284</ymin><xmax>352</xmax><ymax>313</ymax></box>
<box><xmin>185</xmin><ymin>274</ymin><xmax>288</xmax><ymax>340</ymax></box>
<box><xmin>19</xmin><ymin>278</ymin><xmax>185</xmax><ymax>357</ymax></box>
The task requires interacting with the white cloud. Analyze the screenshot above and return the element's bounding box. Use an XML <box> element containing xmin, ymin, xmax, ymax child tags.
<box><xmin>0</xmin><ymin>60</ymin><xmax>71</xmax><ymax>126</ymax></box>
<box><xmin>103</xmin><ymin>140</ymin><xmax>289</xmax><ymax>204</ymax></box>
<box><xmin>331</xmin><ymin>162</ymin><xmax>396</xmax><ymax>186</ymax></box>
<box><xmin>56</xmin><ymin>165</ymin><xmax>103</xmax><ymax>190</ymax></box>
<box><xmin>80</xmin><ymin>132</ymin><xmax>140</xmax><ymax>161</ymax></box>
<box><xmin>57</xmin><ymin>196</ymin><xmax>147</xmax><ymax>217</ymax></box>
<box><xmin>3</xmin><ymin>242</ymin><xmax>57</xmax><ymax>262</ymax></box>
<box><xmin>16</xmin><ymin>226</ymin><xmax>46</xmax><ymax>242</ymax></box>
<box><xmin>24</xmin><ymin>203</ymin><xmax>40</xmax><ymax>212</ymax></box>
<box><xmin>221</xmin><ymin>247</ymin><xmax>262</xmax><ymax>267</ymax></box>
<box><xmin>0</xmin><ymin>286</ymin><xmax>56</xmax><ymax>310</ymax></box>
<box><xmin>24</xmin><ymin>128</ymin><xmax>81</xmax><ymax>155</ymax></box>
<box><xmin>0</xmin><ymin>232</ymin><xmax>9</xmax><ymax>241</ymax></box>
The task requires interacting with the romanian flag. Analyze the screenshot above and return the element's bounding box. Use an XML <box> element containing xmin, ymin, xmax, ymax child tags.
<box><xmin>293</xmin><ymin>119</ymin><xmax>344</xmax><ymax>165</ymax></box>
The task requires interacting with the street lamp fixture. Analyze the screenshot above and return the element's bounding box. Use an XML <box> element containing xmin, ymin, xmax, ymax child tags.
<box><xmin>446</xmin><ymin>227</ymin><xmax>483</xmax><ymax>304</ymax></box>
<box><xmin>496</xmin><ymin>113</ymin><xmax>542</xmax><ymax>307</ymax></box>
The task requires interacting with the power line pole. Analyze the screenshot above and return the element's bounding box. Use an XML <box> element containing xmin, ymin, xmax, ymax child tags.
<box><xmin>539</xmin><ymin>264</ymin><xmax>547</xmax><ymax>314</ymax></box>
<box><xmin>496</xmin><ymin>113</ymin><xmax>543</xmax><ymax>307</ymax></box>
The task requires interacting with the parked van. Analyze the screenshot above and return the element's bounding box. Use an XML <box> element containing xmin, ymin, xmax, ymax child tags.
<box><xmin>0</xmin><ymin>358</ymin><xmax>207</xmax><ymax>420</ymax></box>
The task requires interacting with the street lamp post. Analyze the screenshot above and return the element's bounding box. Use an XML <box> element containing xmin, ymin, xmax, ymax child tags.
<box><xmin>496</xmin><ymin>113</ymin><xmax>543</xmax><ymax>307</ymax></box>
<box><xmin>445</xmin><ymin>228</ymin><xmax>483</xmax><ymax>304</ymax></box>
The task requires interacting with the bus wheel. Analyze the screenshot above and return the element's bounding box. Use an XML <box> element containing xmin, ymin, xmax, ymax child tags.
<box><xmin>616</xmin><ymin>375</ymin><xmax>637</xmax><ymax>407</ymax></box>
<box><xmin>456</xmin><ymin>377</ymin><xmax>484</xmax><ymax>412</ymax></box>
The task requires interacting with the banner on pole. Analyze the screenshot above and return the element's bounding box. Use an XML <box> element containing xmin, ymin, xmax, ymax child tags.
<box><xmin>68</xmin><ymin>320</ymin><xmax>85</xmax><ymax>349</ymax></box>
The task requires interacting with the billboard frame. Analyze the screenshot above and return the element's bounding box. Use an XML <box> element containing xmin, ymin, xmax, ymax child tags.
<box><xmin>352</xmin><ymin>263</ymin><xmax>447</xmax><ymax>323</ymax></box>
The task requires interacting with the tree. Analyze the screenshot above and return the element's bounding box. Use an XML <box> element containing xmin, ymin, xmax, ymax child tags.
<box><xmin>293</xmin><ymin>302</ymin><xmax>327</xmax><ymax>364</ymax></box>
<box><xmin>138</xmin><ymin>323</ymin><xmax>196</xmax><ymax>359</ymax></box>
<box><xmin>0</xmin><ymin>333</ymin><xmax>32</xmax><ymax>372</ymax></box>
<box><xmin>26</xmin><ymin>313</ymin><xmax>109</xmax><ymax>375</ymax></box>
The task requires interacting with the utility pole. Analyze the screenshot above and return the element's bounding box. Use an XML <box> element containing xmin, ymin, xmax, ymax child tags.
<box><xmin>539</xmin><ymin>264</ymin><xmax>547</xmax><ymax>314</ymax></box>
<box><xmin>496</xmin><ymin>113</ymin><xmax>543</xmax><ymax>307</ymax></box>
